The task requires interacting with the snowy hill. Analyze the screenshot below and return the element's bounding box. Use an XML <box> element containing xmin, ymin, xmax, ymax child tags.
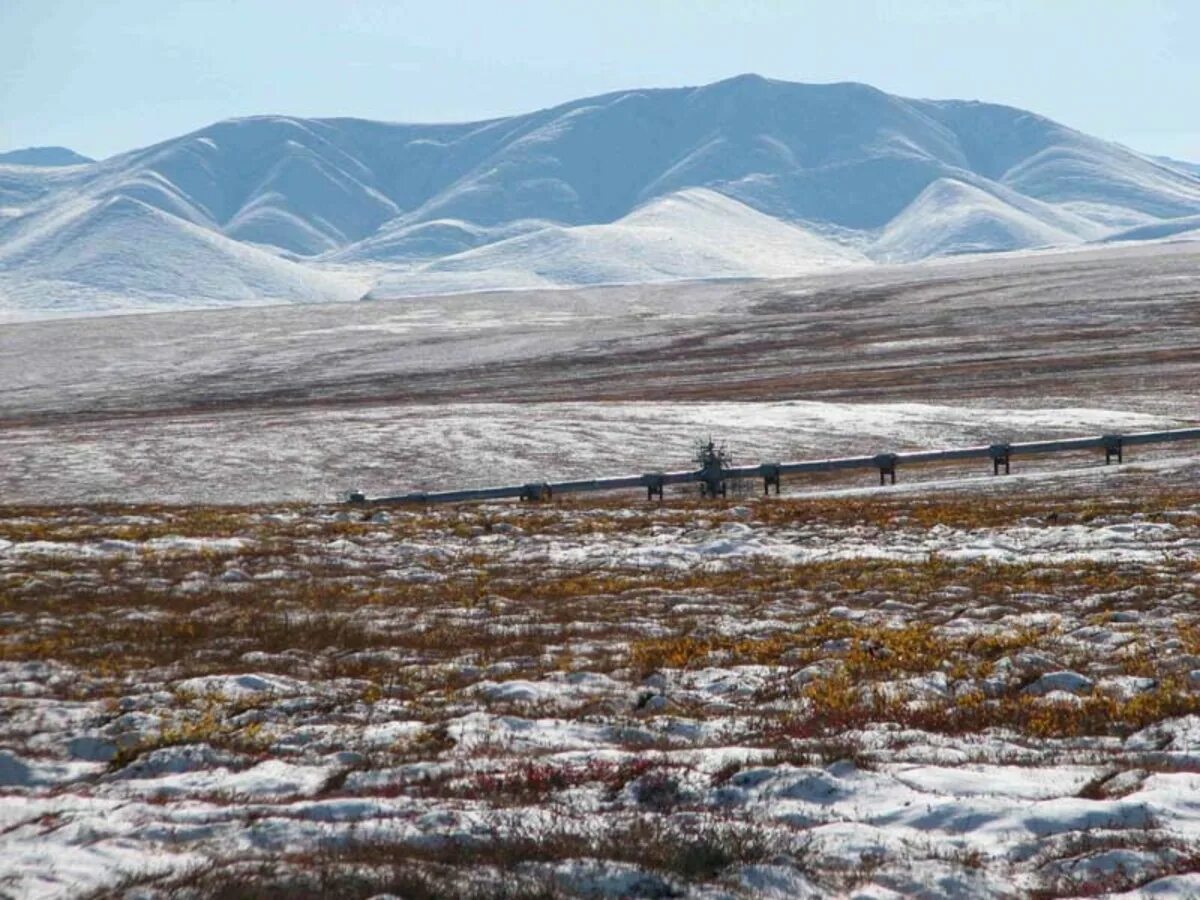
<box><xmin>1102</xmin><ymin>213</ymin><xmax>1200</xmax><ymax>244</ymax></box>
<box><xmin>3</xmin><ymin>75</ymin><xmax>1200</xmax><ymax>315</ymax></box>
<box><xmin>0</xmin><ymin>146</ymin><xmax>93</xmax><ymax>167</ymax></box>
<box><xmin>370</xmin><ymin>188</ymin><xmax>867</xmax><ymax>296</ymax></box>
<box><xmin>1154</xmin><ymin>155</ymin><xmax>1200</xmax><ymax>180</ymax></box>
<box><xmin>871</xmin><ymin>178</ymin><xmax>1105</xmax><ymax>262</ymax></box>
<box><xmin>0</xmin><ymin>195</ymin><xmax>362</xmax><ymax>317</ymax></box>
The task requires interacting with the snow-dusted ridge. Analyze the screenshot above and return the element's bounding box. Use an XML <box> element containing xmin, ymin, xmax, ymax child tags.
<box><xmin>0</xmin><ymin>146</ymin><xmax>94</xmax><ymax>167</ymax></box>
<box><xmin>370</xmin><ymin>189</ymin><xmax>868</xmax><ymax>298</ymax></box>
<box><xmin>2</xmin><ymin>75</ymin><xmax>1200</xmax><ymax>316</ymax></box>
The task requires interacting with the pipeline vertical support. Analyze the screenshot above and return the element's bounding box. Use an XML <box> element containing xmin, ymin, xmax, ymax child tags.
<box><xmin>699</xmin><ymin>461</ymin><xmax>726</xmax><ymax>500</ymax></box>
<box><xmin>1103</xmin><ymin>435</ymin><xmax>1124</xmax><ymax>465</ymax></box>
<box><xmin>643</xmin><ymin>473</ymin><xmax>665</xmax><ymax>502</ymax></box>
<box><xmin>520</xmin><ymin>483</ymin><xmax>552</xmax><ymax>502</ymax></box>
<box><xmin>990</xmin><ymin>443</ymin><xmax>1012</xmax><ymax>476</ymax></box>
<box><xmin>875</xmin><ymin>453</ymin><xmax>898</xmax><ymax>486</ymax></box>
<box><xmin>762</xmin><ymin>464</ymin><xmax>781</xmax><ymax>496</ymax></box>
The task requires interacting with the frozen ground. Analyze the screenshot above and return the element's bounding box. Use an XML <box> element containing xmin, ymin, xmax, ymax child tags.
<box><xmin>3</xmin><ymin>472</ymin><xmax>1200</xmax><ymax>897</ymax></box>
<box><xmin>0</xmin><ymin>399</ymin><xmax>1190</xmax><ymax>505</ymax></box>
<box><xmin>4</xmin><ymin>241</ymin><xmax>1199</xmax><ymax>417</ymax></box>
<box><xmin>1</xmin><ymin>241</ymin><xmax>1198</xmax><ymax>504</ymax></box>
<box><xmin>2</xmin><ymin>237</ymin><xmax>1200</xmax><ymax>897</ymax></box>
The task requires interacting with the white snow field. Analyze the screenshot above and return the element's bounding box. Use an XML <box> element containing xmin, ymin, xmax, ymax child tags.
<box><xmin>3</xmin><ymin>75</ymin><xmax>1200</xmax><ymax>316</ymax></box>
<box><xmin>0</xmin><ymin>195</ymin><xmax>366</xmax><ymax>317</ymax></box>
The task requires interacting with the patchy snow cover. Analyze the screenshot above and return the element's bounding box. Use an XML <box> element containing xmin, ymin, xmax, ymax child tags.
<box><xmin>3</xmin><ymin>479</ymin><xmax>1200</xmax><ymax>896</ymax></box>
<box><xmin>0</xmin><ymin>399</ymin><xmax>1184</xmax><ymax>505</ymax></box>
<box><xmin>535</xmin><ymin>516</ymin><xmax>1198</xmax><ymax>570</ymax></box>
<box><xmin>0</xmin><ymin>535</ymin><xmax>254</xmax><ymax>560</ymax></box>
<box><xmin>174</xmin><ymin>673</ymin><xmax>309</xmax><ymax>700</ymax></box>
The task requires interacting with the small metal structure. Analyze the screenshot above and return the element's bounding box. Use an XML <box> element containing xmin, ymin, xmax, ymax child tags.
<box><xmin>520</xmin><ymin>482</ymin><xmax>553</xmax><ymax>502</ymax></box>
<box><xmin>1104</xmin><ymin>435</ymin><xmax>1123</xmax><ymax>465</ymax></box>
<box><xmin>348</xmin><ymin>426</ymin><xmax>1200</xmax><ymax>506</ymax></box>
<box><xmin>762</xmin><ymin>464</ymin><xmax>782</xmax><ymax>496</ymax></box>
<box><xmin>874</xmin><ymin>453</ymin><xmax>898</xmax><ymax>486</ymax></box>
<box><xmin>990</xmin><ymin>443</ymin><xmax>1012</xmax><ymax>476</ymax></box>
<box><xmin>695</xmin><ymin>439</ymin><xmax>731</xmax><ymax>498</ymax></box>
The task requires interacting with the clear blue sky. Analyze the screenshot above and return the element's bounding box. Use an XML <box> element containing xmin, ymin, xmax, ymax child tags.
<box><xmin>2</xmin><ymin>0</ymin><xmax>1197</xmax><ymax>161</ymax></box>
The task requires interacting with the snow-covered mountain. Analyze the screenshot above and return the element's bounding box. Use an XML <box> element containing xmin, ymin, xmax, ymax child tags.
<box><xmin>3</xmin><ymin>75</ymin><xmax>1199</xmax><ymax>315</ymax></box>
<box><xmin>1154</xmin><ymin>155</ymin><xmax>1200</xmax><ymax>179</ymax></box>
<box><xmin>871</xmin><ymin>178</ymin><xmax>1106</xmax><ymax>263</ymax></box>
<box><xmin>370</xmin><ymin>189</ymin><xmax>868</xmax><ymax>297</ymax></box>
<box><xmin>0</xmin><ymin>146</ymin><xmax>94</xmax><ymax>167</ymax></box>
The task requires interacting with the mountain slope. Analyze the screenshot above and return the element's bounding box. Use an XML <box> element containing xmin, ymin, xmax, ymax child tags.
<box><xmin>370</xmin><ymin>188</ymin><xmax>867</xmax><ymax>297</ymax></box>
<box><xmin>18</xmin><ymin>76</ymin><xmax>1200</xmax><ymax>254</ymax></box>
<box><xmin>1153</xmin><ymin>155</ymin><xmax>1200</xmax><ymax>179</ymax></box>
<box><xmin>0</xmin><ymin>194</ymin><xmax>359</xmax><ymax>316</ymax></box>
<box><xmin>4</xmin><ymin>75</ymin><xmax>1200</xmax><ymax>314</ymax></box>
<box><xmin>333</xmin><ymin>217</ymin><xmax>552</xmax><ymax>263</ymax></box>
<box><xmin>871</xmin><ymin>178</ymin><xmax>1105</xmax><ymax>262</ymax></box>
<box><xmin>909</xmin><ymin>102</ymin><xmax>1200</xmax><ymax>224</ymax></box>
<box><xmin>1102</xmin><ymin>213</ymin><xmax>1200</xmax><ymax>244</ymax></box>
<box><xmin>0</xmin><ymin>147</ymin><xmax>94</xmax><ymax>167</ymax></box>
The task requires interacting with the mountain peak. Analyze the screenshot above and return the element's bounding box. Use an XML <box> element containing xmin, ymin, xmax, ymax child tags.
<box><xmin>695</xmin><ymin>73</ymin><xmax>882</xmax><ymax>97</ymax></box>
<box><xmin>707</xmin><ymin>72</ymin><xmax>771</xmax><ymax>87</ymax></box>
<box><xmin>0</xmin><ymin>146</ymin><xmax>94</xmax><ymax>167</ymax></box>
<box><xmin>3</xmin><ymin>77</ymin><xmax>1199</xmax><ymax>317</ymax></box>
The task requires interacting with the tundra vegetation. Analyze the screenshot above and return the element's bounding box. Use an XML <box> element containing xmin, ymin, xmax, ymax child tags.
<box><xmin>2</xmin><ymin>472</ymin><xmax>1200</xmax><ymax>897</ymax></box>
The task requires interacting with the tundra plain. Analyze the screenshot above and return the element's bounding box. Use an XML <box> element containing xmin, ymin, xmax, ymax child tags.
<box><xmin>2</xmin><ymin>241</ymin><xmax>1199</xmax><ymax>505</ymax></box>
<box><xmin>3</xmin><ymin>243</ymin><xmax>1200</xmax><ymax>896</ymax></box>
<box><xmin>5</xmin><ymin>473</ymin><xmax>1200</xmax><ymax>897</ymax></box>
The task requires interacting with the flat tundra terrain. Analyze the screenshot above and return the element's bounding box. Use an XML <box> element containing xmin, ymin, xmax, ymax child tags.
<box><xmin>2</xmin><ymin>242</ymin><xmax>1199</xmax><ymax>505</ymax></box>
<box><xmin>4</xmin><ymin>461</ymin><xmax>1200</xmax><ymax>897</ymax></box>
<box><xmin>2</xmin><ymin>242</ymin><xmax>1200</xmax><ymax>897</ymax></box>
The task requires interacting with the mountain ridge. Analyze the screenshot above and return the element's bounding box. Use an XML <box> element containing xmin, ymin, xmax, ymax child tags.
<box><xmin>2</xmin><ymin>75</ymin><xmax>1199</xmax><ymax>316</ymax></box>
<box><xmin>0</xmin><ymin>146</ymin><xmax>94</xmax><ymax>167</ymax></box>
